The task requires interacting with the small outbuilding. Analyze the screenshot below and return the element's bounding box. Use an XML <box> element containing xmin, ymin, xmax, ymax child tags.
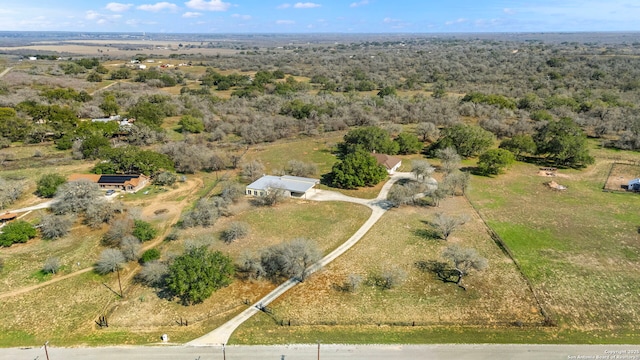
<box><xmin>0</xmin><ymin>212</ymin><xmax>17</xmax><ymax>223</ymax></box>
<box><xmin>371</xmin><ymin>153</ymin><xmax>402</xmax><ymax>174</ymax></box>
<box><xmin>246</xmin><ymin>175</ymin><xmax>319</xmax><ymax>198</ymax></box>
<box><xmin>629</xmin><ymin>178</ymin><xmax>640</xmax><ymax>191</ymax></box>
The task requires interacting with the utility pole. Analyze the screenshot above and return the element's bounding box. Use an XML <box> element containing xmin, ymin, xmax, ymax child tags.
<box><xmin>43</xmin><ymin>341</ymin><xmax>50</xmax><ymax>360</ymax></box>
<box><xmin>317</xmin><ymin>340</ymin><xmax>320</xmax><ymax>360</ymax></box>
<box><xmin>222</xmin><ymin>343</ymin><xmax>226</xmax><ymax>360</ymax></box>
<box><xmin>116</xmin><ymin>266</ymin><xmax>123</xmax><ymax>298</ymax></box>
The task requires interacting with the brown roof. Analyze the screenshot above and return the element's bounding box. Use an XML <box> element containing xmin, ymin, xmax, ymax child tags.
<box><xmin>68</xmin><ymin>174</ymin><xmax>102</xmax><ymax>182</ymax></box>
<box><xmin>371</xmin><ymin>153</ymin><xmax>402</xmax><ymax>170</ymax></box>
<box><xmin>0</xmin><ymin>212</ymin><xmax>17</xmax><ymax>220</ymax></box>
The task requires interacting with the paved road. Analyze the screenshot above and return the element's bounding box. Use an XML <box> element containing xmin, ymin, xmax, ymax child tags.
<box><xmin>188</xmin><ymin>173</ymin><xmax>431</xmax><ymax>346</ymax></box>
<box><xmin>3</xmin><ymin>344</ymin><xmax>640</xmax><ymax>360</ymax></box>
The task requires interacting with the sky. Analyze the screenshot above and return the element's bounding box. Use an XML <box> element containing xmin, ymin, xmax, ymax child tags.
<box><xmin>1</xmin><ymin>0</ymin><xmax>640</xmax><ymax>33</ymax></box>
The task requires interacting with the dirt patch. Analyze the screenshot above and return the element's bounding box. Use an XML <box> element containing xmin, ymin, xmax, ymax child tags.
<box><xmin>546</xmin><ymin>181</ymin><xmax>567</xmax><ymax>191</ymax></box>
<box><xmin>603</xmin><ymin>162</ymin><xmax>640</xmax><ymax>192</ymax></box>
<box><xmin>537</xmin><ymin>170</ymin><xmax>570</xmax><ymax>178</ymax></box>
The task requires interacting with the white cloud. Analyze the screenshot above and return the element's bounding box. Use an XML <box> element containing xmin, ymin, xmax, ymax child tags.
<box><xmin>349</xmin><ymin>0</ymin><xmax>368</xmax><ymax>8</ymax></box>
<box><xmin>503</xmin><ymin>8</ymin><xmax>516</xmax><ymax>15</ymax></box>
<box><xmin>277</xmin><ymin>3</ymin><xmax>291</xmax><ymax>9</ymax></box>
<box><xmin>85</xmin><ymin>10</ymin><xmax>121</xmax><ymax>24</ymax></box>
<box><xmin>137</xmin><ymin>2</ymin><xmax>179</xmax><ymax>12</ymax></box>
<box><xmin>294</xmin><ymin>2</ymin><xmax>321</xmax><ymax>8</ymax></box>
<box><xmin>231</xmin><ymin>13</ymin><xmax>252</xmax><ymax>20</ymax></box>
<box><xmin>85</xmin><ymin>10</ymin><xmax>101</xmax><ymax>20</ymax></box>
<box><xmin>185</xmin><ymin>0</ymin><xmax>231</xmax><ymax>11</ymax></box>
<box><xmin>276</xmin><ymin>19</ymin><xmax>295</xmax><ymax>24</ymax></box>
<box><xmin>383</xmin><ymin>17</ymin><xmax>399</xmax><ymax>23</ymax></box>
<box><xmin>182</xmin><ymin>11</ymin><xmax>202</xmax><ymax>17</ymax></box>
<box><xmin>105</xmin><ymin>2</ymin><xmax>133</xmax><ymax>12</ymax></box>
<box><xmin>445</xmin><ymin>18</ymin><xmax>468</xmax><ymax>25</ymax></box>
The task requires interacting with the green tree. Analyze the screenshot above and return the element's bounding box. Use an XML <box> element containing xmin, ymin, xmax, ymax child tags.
<box><xmin>178</xmin><ymin>115</ymin><xmax>205</xmax><ymax>133</ymax></box>
<box><xmin>477</xmin><ymin>149</ymin><xmax>516</xmax><ymax>176</ymax></box>
<box><xmin>132</xmin><ymin>220</ymin><xmax>158</xmax><ymax>242</ymax></box>
<box><xmin>166</xmin><ymin>246</ymin><xmax>234</xmax><ymax>305</ymax></box>
<box><xmin>432</xmin><ymin>124</ymin><xmax>495</xmax><ymax>158</ymax></box>
<box><xmin>0</xmin><ymin>220</ymin><xmax>37</xmax><ymax>247</ymax></box>
<box><xmin>36</xmin><ymin>173</ymin><xmax>66</xmax><ymax>198</ymax></box>
<box><xmin>339</xmin><ymin>126</ymin><xmax>399</xmax><ymax>156</ymax></box>
<box><xmin>0</xmin><ymin>108</ymin><xmax>31</xmax><ymax>142</ymax></box>
<box><xmin>394</xmin><ymin>132</ymin><xmax>423</xmax><ymax>154</ymax></box>
<box><xmin>99</xmin><ymin>94</ymin><xmax>120</xmax><ymax>116</ymax></box>
<box><xmin>534</xmin><ymin>117</ymin><xmax>594</xmax><ymax>168</ymax></box>
<box><xmin>86</xmin><ymin>72</ymin><xmax>102</xmax><ymax>83</ymax></box>
<box><xmin>377</xmin><ymin>86</ymin><xmax>397</xmax><ymax>98</ymax></box>
<box><xmin>330</xmin><ymin>150</ymin><xmax>388</xmax><ymax>189</ymax></box>
<box><xmin>499</xmin><ymin>134</ymin><xmax>537</xmax><ymax>160</ymax></box>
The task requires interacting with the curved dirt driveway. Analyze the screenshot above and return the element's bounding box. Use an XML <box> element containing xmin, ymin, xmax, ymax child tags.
<box><xmin>188</xmin><ymin>172</ymin><xmax>434</xmax><ymax>346</ymax></box>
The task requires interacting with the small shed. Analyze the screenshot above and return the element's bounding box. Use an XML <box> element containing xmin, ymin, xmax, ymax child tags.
<box><xmin>0</xmin><ymin>212</ymin><xmax>17</xmax><ymax>223</ymax></box>
<box><xmin>629</xmin><ymin>178</ymin><xmax>640</xmax><ymax>191</ymax></box>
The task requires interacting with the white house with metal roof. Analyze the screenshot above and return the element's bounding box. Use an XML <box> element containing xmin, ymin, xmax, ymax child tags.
<box><xmin>246</xmin><ymin>175</ymin><xmax>320</xmax><ymax>198</ymax></box>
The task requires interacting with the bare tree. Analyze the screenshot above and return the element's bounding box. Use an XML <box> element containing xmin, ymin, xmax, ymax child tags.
<box><xmin>253</xmin><ymin>185</ymin><xmax>287</xmax><ymax>207</ymax></box>
<box><xmin>119</xmin><ymin>235</ymin><xmax>141</xmax><ymax>261</ymax></box>
<box><xmin>0</xmin><ymin>177</ymin><xmax>26</xmax><ymax>209</ymax></box>
<box><xmin>95</xmin><ymin>248</ymin><xmax>126</xmax><ymax>275</ymax></box>
<box><xmin>431</xmin><ymin>212</ymin><xmax>469</xmax><ymax>240</ymax></box>
<box><xmin>442</xmin><ymin>245</ymin><xmax>488</xmax><ymax>289</ymax></box>
<box><xmin>236</xmin><ymin>251</ymin><xmax>265</xmax><ymax>280</ymax></box>
<box><xmin>181</xmin><ymin>198</ymin><xmax>221</xmax><ymax>228</ymax></box>
<box><xmin>369</xmin><ymin>265</ymin><xmax>407</xmax><ymax>290</ymax></box>
<box><xmin>241</xmin><ymin>160</ymin><xmax>265</xmax><ymax>182</ymax></box>
<box><xmin>415</xmin><ymin>121</ymin><xmax>440</xmax><ymax>142</ymax></box>
<box><xmin>220</xmin><ymin>181</ymin><xmax>245</xmax><ymax>203</ymax></box>
<box><xmin>220</xmin><ymin>221</ymin><xmax>249</xmax><ymax>243</ymax></box>
<box><xmin>84</xmin><ymin>200</ymin><xmax>122</xmax><ymax>228</ymax></box>
<box><xmin>387</xmin><ymin>181</ymin><xmax>426</xmax><ymax>207</ymax></box>
<box><xmin>441</xmin><ymin>170</ymin><xmax>471</xmax><ymax>196</ymax></box>
<box><xmin>43</xmin><ymin>257</ymin><xmax>60</xmax><ymax>274</ymax></box>
<box><xmin>285</xmin><ymin>160</ymin><xmax>317</xmax><ymax>177</ymax></box>
<box><xmin>435</xmin><ymin>147</ymin><xmax>461</xmax><ymax>174</ymax></box>
<box><xmin>260</xmin><ymin>238</ymin><xmax>321</xmax><ymax>282</ymax></box>
<box><xmin>102</xmin><ymin>218</ymin><xmax>134</xmax><ymax>247</ymax></box>
<box><xmin>411</xmin><ymin>159</ymin><xmax>435</xmax><ymax>182</ymax></box>
<box><xmin>136</xmin><ymin>261</ymin><xmax>169</xmax><ymax>287</ymax></box>
<box><xmin>51</xmin><ymin>179</ymin><xmax>102</xmax><ymax>215</ymax></box>
<box><xmin>39</xmin><ymin>214</ymin><xmax>75</xmax><ymax>240</ymax></box>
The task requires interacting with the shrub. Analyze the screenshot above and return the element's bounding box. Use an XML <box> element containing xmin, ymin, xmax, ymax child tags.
<box><xmin>132</xmin><ymin>220</ymin><xmax>158</xmax><ymax>242</ymax></box>
<box><xmin>166</xmin><ymin>246</ymin><xmax>234</xmax><ymax>305</ymax></box>
<box><xmin>95</xmin><ymin>248</ymin><xmax>125</xmax><ymax>275</ymax></box>
<box><xmin>220</xmin><ymin>222</ymin><xmax>249</xmax><ymax>243</ymax></box>
<box><xmin>140</xmin><ymin>248</ymin><xmax>161</xmax><ymax>264</ymax></box>
<box><xmin>0</xmin><ymin>220</ymin><xmax>37</xmax><ymax>247</ymax></box>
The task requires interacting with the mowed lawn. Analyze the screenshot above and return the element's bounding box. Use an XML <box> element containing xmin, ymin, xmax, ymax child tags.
<box><xmin>467</xmin><ymin>150</ymin><xmax>640</xmax><ymax>332</ymax></box>
<box><xmin>231</xmin><ymin>195</ymin><xmax>543</xmax><ymax>344</ymax></box>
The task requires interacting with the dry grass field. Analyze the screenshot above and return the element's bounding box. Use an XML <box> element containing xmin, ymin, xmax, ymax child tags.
<box><xmin>231</xmin><ymin>195</ymin><xmax>544</xmax><ymax>343</ymax></box>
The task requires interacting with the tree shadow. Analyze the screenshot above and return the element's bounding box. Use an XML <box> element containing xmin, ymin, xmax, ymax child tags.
<box><xmin>414</xmin><ymin>260</ymin><xmax>459</xmax><ymax>284</ymax></box>
<box><xmin>415</xmin><ymin>219</ymin><xmax>443</xmax><ymax>240</ymax></box>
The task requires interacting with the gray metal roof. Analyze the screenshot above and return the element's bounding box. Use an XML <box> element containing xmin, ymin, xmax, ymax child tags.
<box><xmin>247</xmin><ymin>175</ymin><xmax>319</xmax><ymax>193</ymax></box>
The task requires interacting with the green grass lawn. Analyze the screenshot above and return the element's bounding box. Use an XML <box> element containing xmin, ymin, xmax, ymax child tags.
<box><xmin>466</xmin><ymin>151</ymin><xmax>640</xmax><ymax>332</ymax></box>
